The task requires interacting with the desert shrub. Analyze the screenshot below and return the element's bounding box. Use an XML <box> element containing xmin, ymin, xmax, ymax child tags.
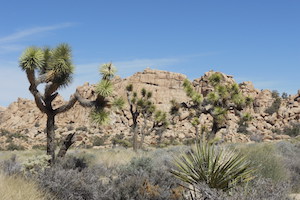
<box><xmin>283</xmin><ymin>123</ymin><xmax>300</xmax><ymax>137</ymax></box>
<box><xmin>22</xmin><ymin>155</ymin><xmax>51</xmax><ymax>174</ymax></box>
<box><xmin>56</xmin><ymin>154</ymin><xmax>90</xmax><ymax>171</ymax></box>
<box><xmin>282</xmin><ymin>92</ymin><xmax>288</xmax><ymax>99</ymax></box>
<box><xmin>32</xmin><ymin>144</ymin><xmax>47</xmax><ymax>150</ymax></box>
<box><xmin>171</xmin><ymin>142</ymin><xmax>255</xmax><ymax>192</ymax></box>
<box><xmin>110</xmin><ymin>156</ymin><xmax>181</xmax><ymax>200</ymax></box>
<box><xmin>240</xmin><ymin>143</ymin><xmax>288</xmax><ymax>182</ymax></box>
<box><xmin>111</xmin><ymin>134</ymin><xmax>132</xmax><ymax>148</ymax></box>
<box><xmin>6</xmin><ymin>143</ymin><xmax>25</xmax><ymax>151</ymax></box>
<box><xmin>0</xmin><ymin>155</ymin><xmax>22</xmax><ymax>175</ymax></box>
<box><xmin>182</xmin><ymin>138</ymin><xmax>196</xmax><ymax>145</ymax></box>
<box><xmin>275</xmin><ymin>141</ymin><xmax>300</xmax><ymax>192</ymax></box>
<box><xmin>92</xmin><ymin>135</ymin><xmax>109</xmax><ymax>146</ymax></box>
<box><xmin>36</xmin><ymin>167</ymin><xmax>106</xmax><ymax>200</ymax></box>
<box><xmin>227</xmin><ymin>177</ymin><xmax>290</xmax><ymax>200</ymax></box>
<box><xmin>265</xmin><ymin>91</ymin><xmax>281</xmax><ymax>115</ymax></box>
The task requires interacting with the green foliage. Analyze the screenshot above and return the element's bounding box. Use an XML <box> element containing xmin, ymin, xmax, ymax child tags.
<box><xmin>208</xmin><ymin>72</ymin><xmax>224</xmax><ymax>86</ymax></box>
<box><xmin>6</xmin><ymin>143</ymin><xmax>25</xmax><ymax>151</ymax></box>
<box><xmin>171</xmin><ymin>141</ymin><xmax>255</xmax><ymax>191</ymax></box>
<box><xmin>20</xmin><ymin>44</ymin><xmax>74</xmax><ymax>88</ymax></box>
<box><xmin>178</xmin><ymin>72</ymin><xmax>253</xmax><ymax>140</ymax></box>
<box><xmin>283</xmin><ymin>123</ymin><xmax>300</xmax><ymax>137</ymax></box>
<box><xmin>19</xmin><ymin>47</ymin><xmax>44</xmax><ymax>71</ymax></box>
<box><xmin>238</xmin><ymin>113</ymin><xmax>253</xmax><ymax>134</ymax></box>
<box><xmin>112</xmin><ymin>97</ymin><xmax>125</xmax><ymax>110</ymax></box>
<box><xmin>32</xmin><ymin>144</ymin><xmax>47</xmax><ymax>150</ymax></box>
<box><xmin>90</xmin><ymin>109</ymin><xmax>110</xmax><ymax>125</ymax></box>
<box><xmin>239</xmin><ymin>143</ymin><xmax>288</xmax><ymax>182</ymax></box>
<box><xmin>126</xmin><ymin>84</ymin><xmax>133</xmax><ymax>92</ymax></box>
<box><xmin>95</xmin><ymin>80</ymin><xmax>113</xmax><ymax>97</ymax></box>
<box><xmin>99</xmin><ymin>63</ymin><xmax>117</xmax><ymax>80</ymax></box>
<box><xmin>22</xmin><ymin>155</ymin><xmax>51</xmax><ymax>174</ymax></box>
<box><xmin>265</xmin><ymin>96</ymin><xmax>281</xmax><ymax>115</ymax></box>
<box><xmin>281</xmin><ymin>92</ymin><xmax>288</xmax><ymax>99</ymax></box>
<box><xmin>92</xmin><ymin>135</ymin><xmax>109</xmax><ymax>146</ymax></box>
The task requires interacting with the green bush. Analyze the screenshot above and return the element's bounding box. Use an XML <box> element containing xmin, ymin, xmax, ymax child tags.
<box><xmin>171</xmin><ymin>141</ymin><xmax>255</xmax><ymax>191</ymax></box>
<box><xmin>6</xmin><ymin>143</ymin><xmax>25</xmax><ymax>151</ymax></box>
<box><xmin>32</xmin><ymin>144</ymin><xmax>46</xmax><ymax>150</ymax></box>
<box><xmin>92</xmin><ymin>135</ymin><xmax>109</xmax><ymax>146</ymax></box>
<box><xmin>265</xmin><ymin>91</ymin><xmax>281</xmax><ymax>115</ymax></box>
<box><xmin>239</xmin><ymin>143</ymin><xmax>288</xmax><ymax>182</ymax></box>
<box><xmin>283</xmin><ymin>123</ymin><xmax>300</xmax><ymax>137</ymax></box>
<box><xmin>111</xmin><ymin>134</ymin><xmax>132</xmax><ymax>148</ymax></box>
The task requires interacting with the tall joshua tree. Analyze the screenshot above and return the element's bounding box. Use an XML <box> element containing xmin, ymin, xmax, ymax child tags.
<box><xmin>19</xmin><ymin>44</ymin><xmax>121</xmax><ymax>164</ymax></box>
<box><xmin>171</xmin><ymin>72</ymin><xmax>253</xmax><ymax>140</ymax></box>
<box><xmin>125</xmin><ymin>85</ymin><xmax>168</xmax><ymax>151</ymax></box>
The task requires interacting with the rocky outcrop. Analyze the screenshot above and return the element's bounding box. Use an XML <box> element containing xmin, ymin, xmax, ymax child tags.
<box><xmin>0</xmin><ymin>68</ymin><xmax>299</xmax><ymax>149</ymax></box>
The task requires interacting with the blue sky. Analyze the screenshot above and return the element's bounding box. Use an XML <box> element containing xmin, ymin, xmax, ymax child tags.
<box><xmin>0</xmin><ymin>0</ymin><xmax>299</xmax><ymax>106</ymax></box>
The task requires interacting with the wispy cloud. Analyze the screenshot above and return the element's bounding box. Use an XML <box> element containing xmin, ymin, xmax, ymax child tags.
<box><xmin>0</xmin><ymin>23</ymin><xmax>75</xmax><ymax>44</ymax></box>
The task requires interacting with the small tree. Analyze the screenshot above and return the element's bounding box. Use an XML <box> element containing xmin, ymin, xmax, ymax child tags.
<box><xmin>19</xmin><ymin>44</ymin><xmax>121</xmax><ymax>164</ymax></box>
<box><xmin>171</xmin><ymin>72</ymin><xmax>253</xmax><ymax>140</ymax></box>
<box><xmin>125</xmin><ymin>85</ymin><xmax>168</xmax><ymax>151</ymax></box>
<box><xmin>265</xmin><ymin>90</ymin><xmax>282</xmax><ymax>115</ymax></box>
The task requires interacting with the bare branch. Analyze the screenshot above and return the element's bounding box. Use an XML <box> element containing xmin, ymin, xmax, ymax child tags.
<box><xmin>26</xmin><ymin>70</ymin><xmax>46</xmax><ymax>113</ymax></box>
<box><xmin>57</xmin><ymin>133</ymin><xmax>76</xmax><ymax>158</ymax></box>
<box><xmin>54</xmin><ymin>94</ymin><xmax>77</xmax><ymax>114</ymax></box>
<box><xmin>75</xmin><ymin>92</ymin><xmax>96</xmax><ymax>107</ymax></box>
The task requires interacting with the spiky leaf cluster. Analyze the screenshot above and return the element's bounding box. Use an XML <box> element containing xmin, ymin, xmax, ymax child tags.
<box><xmin>178</xmin><ymin>72</ymin><xmax>253</xmax><ymax>139</ymax></box>
<box><xmin>19</xmin><ymin>47</ymin><xmax>44</xmax><ymax>71</ymax></box>
<box><xmin>154</xmin><ymin>110</ymin><xmax>169</xmax><ymax>128</ymax></box>
<box><xmin>19</xmin><ymin>44</ymin><xmax>74</xmax><ymax>88</ymax></box>
<box><xmin>90</xmin><ymin>109</ymin><xmax>110</xmax><ymax>125</ymax></box>
<box><xmin>93</xmin><ymin>63</ymin><xmax>123</xmax><ymax>125</ymax></box>
<box><xmin>171</xmin><ymin>141</ymin><xmax>255</xmax><ymax>191</ymax></box>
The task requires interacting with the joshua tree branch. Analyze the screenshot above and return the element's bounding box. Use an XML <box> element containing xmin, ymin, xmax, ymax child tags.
<box><xmin>54</xmin><ymin>94</ymin><xmax>78</xmax><ymax>114</ymax></box>
<box><xmin>75</xmin><ymin>92</ymin><xmax>96</xmax><ymax>107</ymax></box>
<box><xmin>57</xmin><ymin>133</ymin><xmax>76</xmax><ymax>158</ymax></box>
<box><xmin>26</xmin><ymin>70</ymin><xmax>46</xmax><ymax>113</ymax></box>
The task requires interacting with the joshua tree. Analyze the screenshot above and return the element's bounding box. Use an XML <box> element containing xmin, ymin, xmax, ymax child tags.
<box><xmin>125</xmin><ymin>85</ymin><xmax>168</xmax><ymax>151</ymax></box>
<box><xmin>19</xmin><ymin>44</ymin><xmax>121</xmax><ymax>164</ymax></box>
<box><xmin>171</xmin><ymin>72</ymin><xmax>253</xmax><ymax>140</ymax></box>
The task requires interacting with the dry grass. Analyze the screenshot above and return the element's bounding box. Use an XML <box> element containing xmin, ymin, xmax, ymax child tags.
<box><xmin>0</xmin><ymin>173</ymin><xmax>54</xmax><ymax>200</ymax></box>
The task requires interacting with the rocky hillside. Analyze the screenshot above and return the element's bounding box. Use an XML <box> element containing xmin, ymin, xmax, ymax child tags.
<box><xmin>0</xmin><ymin>68</ymin><xmax>299</xmax><ymax>149</ymax></box>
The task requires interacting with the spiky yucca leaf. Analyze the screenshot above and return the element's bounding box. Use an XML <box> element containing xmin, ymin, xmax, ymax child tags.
<box><xmin>99</xmin><ymin>63</ymin><xmax>116</xmax><ymax>80</ymax></box>
<box><xmin>208</xmin><ymin>73</ymin><xmax>223</xmax><ymax>86</ymax></box>
<box><xmin>192</xmin><ymin>93</ymin><xmax>203</xmax><ymax>105</ymax></box>
<box><xmin>19</xmin><ymin>47</ymin><xmax>44</xmax><ymax>71</ymax></box>
<box><xmin>112</xmin><ymin>97</ymin><xmax>125</xmax><ymax>110</ymax></box>
<box><xmin>207</xmin><ymin>92</ymin><xmax>220</xmax><ymax>104</ymax></box>
<box><xmin>90</xmin><ymin>109</ymin><xmax>110</xmax><ymax>125</ymax></box>
<box><xmin>232</xmin><ymin>93</ymin><xmax>245</xmax><ymax>107</ymax></box>
<box><xmin>141</xmin><ymin>88</ymin><xmax>147</xmax><ymax>97</ymax></box>
<box><xmin>126</xmin><ymin>84</ymin><xmax>133</xmax><ymax>92</ymax></box>
<box><xmin>96</xmin><ymin>80</ymin><xmax>113</xmax><ymax>97</ymax></box>
<box><xmin>191</xmin><ymin>117</ymin><xmax>200</xmax><ymax>127</ymax></box>
<box><xmin>170</xmin><ymin>142</ymin><xmax>255</xmax><ymax>191</ymax></box>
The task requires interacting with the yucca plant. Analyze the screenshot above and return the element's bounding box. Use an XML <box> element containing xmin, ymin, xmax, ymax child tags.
<box><xmin>171</xmin><ymin>141</ymin><xmax>255</xmax><ymax>192</ymax></box>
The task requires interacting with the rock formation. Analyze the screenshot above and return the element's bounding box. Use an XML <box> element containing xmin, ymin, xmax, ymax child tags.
<box><xmin>0</xmin><ymin>68</ymin><xmax>299</xmax><ymax>149</ymax></box>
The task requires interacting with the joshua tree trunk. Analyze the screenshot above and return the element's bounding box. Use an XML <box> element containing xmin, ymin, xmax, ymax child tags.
<box><xmin>46</xmin><ymin>113</ymin><xmax>56</xmax><ymax>164</ymax></box>
<box><xmin>132</xmin><ymin>116</ymin><xmax>138</xmax><ymax>152</ymax></box>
